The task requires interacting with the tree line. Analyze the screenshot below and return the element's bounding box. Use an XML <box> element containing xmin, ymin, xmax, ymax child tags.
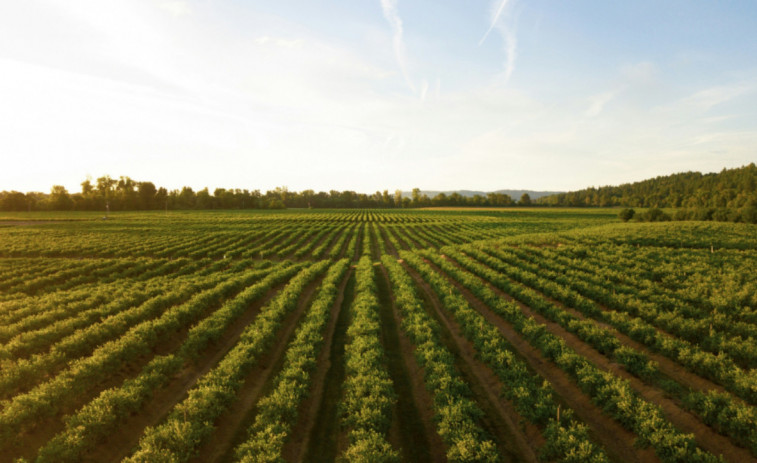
<box><xmin>539</xmin><ymin>164</ymin><xmax>757</xmax><ymax>224</ymax></box>
<box><xmin>0</xmin><ymin>177</ymin><xmax>533</xmax><ymax>212</ymax></box>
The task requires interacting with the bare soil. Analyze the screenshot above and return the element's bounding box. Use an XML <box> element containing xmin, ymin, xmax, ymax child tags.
<box><xmin>301</xmin><ymin>272</ymin><xmax>355</xmax><ymax>462</ymax></box>
<box><xmin>414</xmin><ymin>259</ymin><xmax>658</xmax><ymax>463</ymax></box>
<box><xmin>78</xmin><ymin>281</ymin><xmax>289</xmax><ymax>463</ymax></box>
<box><xmin>188</xmin><ymin>276</ymin><xmax>326</xmax><ymax>463</ymax></box>
<box><xmin>402</xmin><ymin>262</ymin><xmax>542</xmax><ymax>463</ymax></box>
<box><xmin>282</xmin><ymin>267</ymin><xmax>351</xmax><ymax>462</ymax></box>
<box><xmin>7</xmin><ymin>277</ymin><xmax>268</xmax><ymax>462</ymax></box>
<box><xmin>376</xmin><ymin>264</ymin><xmax>444</xmax><ymax>462</ymax></box>
<box><xmin>377</xmin><ymin>226</ymin><xmax>399</xmax><ymax>257</ymax></box>
<box><xmin>469</xmin><ymin>260</ymin><xmax>752</xmax><ymax>461</ymax></box>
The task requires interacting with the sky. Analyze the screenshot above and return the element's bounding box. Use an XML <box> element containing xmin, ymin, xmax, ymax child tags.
<box><xmin>1</xmin><ymin>0</ymin><xmax>756</xmax><ymax>194</ymax></box>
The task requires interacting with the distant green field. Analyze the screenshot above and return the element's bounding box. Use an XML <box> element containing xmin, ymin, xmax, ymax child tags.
<box><xmin>1</xmin><ymin>209</ymin><xmax>755</xmax><ymax>462</ymax></box>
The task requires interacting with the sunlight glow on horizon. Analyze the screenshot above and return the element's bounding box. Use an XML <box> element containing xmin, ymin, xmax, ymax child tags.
<box><xmin>1</xmin><ymin>1</ymin><xmax>756</xmax><ymax>195</ymax></box>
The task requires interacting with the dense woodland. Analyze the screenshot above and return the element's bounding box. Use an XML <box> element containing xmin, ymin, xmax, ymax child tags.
<box><xmin>538</xmin><ymin>164</ymin><xmax>757</xmax><ymax>223</ymax></box>
<box><xmin>1</xmin><ymin>164</ymin><xmax>756</xmax><ymax>223</ymax></box>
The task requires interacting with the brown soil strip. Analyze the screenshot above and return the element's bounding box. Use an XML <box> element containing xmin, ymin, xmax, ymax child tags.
<box><xmin>302</xmin><ymin>272</ymin><xmax>355</xmax><ymax>463</ymax></box>
<box><xmin>352</xmin><ymin>226</ymin><xmax>364</xmax><ymax>262</ymax></box>
<box><xmin>410</xmin><ymin>260</ymin><xmax>657</xmax><ymax>463</ymax></box>
<box><xmin>0</xmin><ymin>221</ymin><xmax>65</xmax><ymax>226</ymax></box>
<box><xmin>460</xmin><ymin>252</ymin><xmax>741</xmax><ymax>400</ymax></box>
<box><xmin>368</xmin><ymin>226</ymin><xmax>381</xmax><ymax>261</ymax></box>
<box><xmin>188</xmin><ymin>276</ymin><xmax>326</xmax><ymax>463</ymax></box>
<box><xmin>401</xmin><ymin>263</ymin><xmax>541</xmax><ymax>463</ymax></box>
<box><xmin>396</xmin><ymin>226</ymin><xmax>423</xmax><ymax>250</ymax></box>
<box><xmin>386</xmin><ymin>225</ymin><xmax>411</xmax><ymax>251</ymax></box>
<box><xmin>8</xmin><ymin>279</ymin><xmax>265</xmax><ymax>462</ymax></box>
<box><xmin>282</xmin><ymin>268</ymin><xmax>352</xmax><ymax>462</ymax></box>
<box><xmin>78</xmin><ymin>282</ymin><xmax>290</xmax><ymax>463</ymax></box>
<box><xmin>312</xmin><ymin>226</ymin><xmax>345</xmax><ymax>259</ymax></box>
<box><xmin>377</xmin><ymin>225</ymin><xmax>399</xmax><ymax>257</ymax></box>
<box><xmin>460</xmin><ymin>252</ymin><xmax>733</xmax><ymax>397</ymax></box>
<box><xmin>376</xmin><ymin>264</ymin><xmax>444</xmax><ymax>462</ymax></box>
<box><xmin>449</xmin><ymin>257</ymin><xmax>753</xmax><ymax>461</ymax></box>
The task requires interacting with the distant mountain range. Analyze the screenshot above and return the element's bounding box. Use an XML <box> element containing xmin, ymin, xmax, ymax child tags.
<box><xmin>401</xmin><ymin>189</ymin><xmax>563</xmax><ymax>200</ymax></box>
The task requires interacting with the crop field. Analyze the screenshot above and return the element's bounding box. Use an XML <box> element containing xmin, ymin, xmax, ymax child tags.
<box><xmin>0</xmin><ymin>208</ymin><xmax>756</xmax><ymax>463</ymax></box>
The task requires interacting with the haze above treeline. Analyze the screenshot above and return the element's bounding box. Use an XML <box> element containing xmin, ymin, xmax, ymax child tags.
<box><xmin>1</xmin><ymin>164</ymin><xmax>755</xmax><ymax>216</ymax></box>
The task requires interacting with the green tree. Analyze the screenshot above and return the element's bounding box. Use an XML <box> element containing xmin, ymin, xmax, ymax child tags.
<box><xmin>394</xmin><ymin>189</ymin><xmax>403</xmax><ymax>208</ymax></box>
<box><xmin>49</xmin><ymin>185</ymin><xmax>73</xmax><ymax>210</ymax></box>
<box><xmin>520</xmin><ymin>193</ymin><xmax>531</xmax><ymax>206</ymax></box>
<box><xmin>0</xmin><ymin>191</ymin><xmax>28</xmax><ymax>211</ymax></box>
<box><xmin>618</xmin><ymin>208</ymin><xmax>635</xmax><ymax>222</ymax></box>
<box><xmin>137</xmin><ymin>182</ymin><xmax>157</xmax><ymax>209</ymax></box>
<box><xmin>411</xmin><ymin>188</ymin><xmax>421</xmax><ymax>206</ymax></box>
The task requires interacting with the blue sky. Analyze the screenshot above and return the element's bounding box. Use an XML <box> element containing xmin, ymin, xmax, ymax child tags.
<box><xmin>1</xmin><ymin>1</ymin><xmax>755</xmax><ymax>194</ymax></box>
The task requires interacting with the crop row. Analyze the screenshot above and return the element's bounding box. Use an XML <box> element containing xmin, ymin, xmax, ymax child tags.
<box><xmin>399</xmin><ymin>251</ymin><xmax>611</xmax><ymax>462</ymax></box>
<box><xmin>339</xmin><ymin>256</ymin><xmax>398</xmax><ymax>461</ymax></box>
<box><xmin>470</xmin><ymin>244</ymin><xmax>757</xmax><ymax>407</ymax></box>
<box><xmin>508</xmin><ymin>245</ymin><xmax>757</xmax><ymax>363</ymax></box>
<box><xmin>0</xmin><ymin>263</ymin><xmax>283</xmax><ymax>446</ymax></box>
<box><xmin>232</xmin><ymin>258</ymin><xmax>349</xmax><ymax>461</ymax></box>
<box><xmin>435</xmin><ymin>247</ymin><xmax>757</xmax><ymax>456</ymax></box>
<box><xmin>381</xmin><ymin>255</ymin><xmax>500</xmax><ymax>462</ymax></box>
<box><xmin>33</xmin><ymin>261</ymin><xmax>306</xmax><ymax>462</ymax></box>
<box><xmin>123</xmin><ymin>260</ymin><xmax>329</xmax><ymax>462</ymax></box>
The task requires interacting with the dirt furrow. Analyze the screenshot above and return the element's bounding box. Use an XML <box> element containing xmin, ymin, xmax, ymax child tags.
<box><xmin>409</xmin><ymin>261</ymin><xmax>657</xmax><ymax>463</ymax></box>
<box><xmin>446</xmin><ymin>256</ymin><xmax>754</xmax><ymax>461</ymax></box>
<box><xmin>189</xmin><ymin>275</ymin><xmax>326</xmax><ymax>463</ymax></box>
<box><xmin>376</xmin><ymin>264</ymin><xmax>444</xmax><ymax>462</ymax></box>
<box><xmin>378</xmin><ymin>225</ymin><xmax>399</xmax><ymax>257</ymax></box>
<box><xmin>453</xmin><ymin>252</ymin><xmax>733</xmax><ymax>398</ymax></box>
<box><xmin>401</xmin><ymin>263</ymin><xmax>542</xmax><ymax>463</ymax></box>
<box><xmin>76</xmin><ymin>281</ymin><xmax>291</xmax><ymax>463</ymax></box>
<box><xmin>301</xmin><ymin>272</ymin><xmax>354</xmax><ymax>463</ymax></box>
<box><xmin>282</xmin><ymin>268</ymin><xmax>352</xmax><ymax>462</ymax></box>
<box><xmin>8</xmin><ymin>277</ymin><xmax>257</xmax><ymax>462</ymax></box>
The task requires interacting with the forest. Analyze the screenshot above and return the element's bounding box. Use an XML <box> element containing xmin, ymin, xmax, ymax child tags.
<box><xmin>537</xmin><ymin>163</ymin><xmax>757</xmax><ymax>221</ymax></box>
<box><xmin>1</xmin><ymin>164</ymin><xmax>756</xmax><ymax>224</ymax></box>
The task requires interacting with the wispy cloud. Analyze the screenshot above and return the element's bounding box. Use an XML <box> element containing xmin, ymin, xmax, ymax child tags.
<box><xmin>254</xmin><ymin>36</ymin><xmax>304</xmax><ymax>49</ymax></box>
<box><xmin>380</xmin><ymin>0</ymin><xmax>415</xmax><ymax>93</ymax></box>
<box><xmin>478</xmin><ymin>0</ymin><xmax>510</xmax><ymax>46</ymax></box>
<box><xmin>681</xmin><ymin>84</ymin><xmax>752</xmax><ymax>111</ymax></box>
<box><xmin>584</xmin><ymin>91</ymin><xmax>617</xmax><ymax>117</ymax></box>
<box><xmin>479</xmin><ymin>0</ymin><xmax>518</xmax><ymax>85</ymax></box>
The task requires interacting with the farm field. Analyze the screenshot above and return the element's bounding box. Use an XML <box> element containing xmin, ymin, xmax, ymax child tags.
<box><xmin>1</xmin><ymin>208</ymin><xmax>756</xmax><ymax>463</ymax></box>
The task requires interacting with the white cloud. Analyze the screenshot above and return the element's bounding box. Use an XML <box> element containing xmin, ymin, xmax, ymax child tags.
<box><xmin>680</xmin><ymin>84</ymin><xmax>752</xmax><ymax>111</ymax></box>
<box><xmin>379</xmin><ymin>0</ymin><xmax>415</xmax><ymax>93</ymax></box>
<box><xmin>480</xmin><ymin>0</ymin><xmax>518</xmax><ymax>85</ymax></box>
<box><xmin>584</xmin><ymin>91</ymin><xmax>617</xmax><ymax>117</ymax></box>
<box><xmin>479</xmin><ymin>0</ymin><xmax>510</xmax><ymax>45</ymax></box>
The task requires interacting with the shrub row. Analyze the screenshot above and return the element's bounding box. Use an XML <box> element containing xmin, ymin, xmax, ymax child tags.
<box><xmin>123</xmin><ymin>260</ymin><xmax>329</xmax><ymax>462</ymax></box>
<box><xmin>400</xmin><ymin>251</ymin><xmax>610</xmax><ymax>463</ymax></box>
<box><xmin>33</xmin><ymin>261</ymin><xmax>304</xmax><ymax>463</ymax></box>
<box><xmin>382</xmin><ymin>255</ymin><xmax>499</xmax><ymax>462</ymax></box>
<box><xmin>427</xmin><ymin>249</ymin><xmax>722</xmax><ymax>463</ymax></box>
<box><xmin>339</xmin><ymin>256</ymin><xmax>398</xmax><ymax>462</ymax></box>
<box><xmin>233</xmin><ymin>259</ymin><xmax>349</xmax><ymax>462</ymax></box>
